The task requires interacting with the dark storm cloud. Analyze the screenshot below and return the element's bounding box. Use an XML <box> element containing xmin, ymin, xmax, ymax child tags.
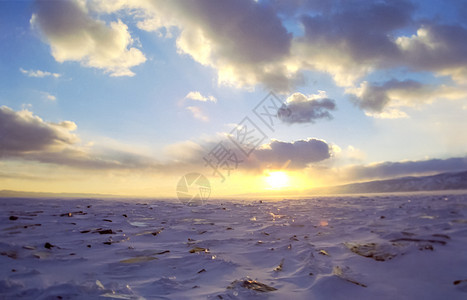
<box><xmin>278</xmin><ymin>92</ymin><xmax>336</xmax><ymax>124</ymax></box>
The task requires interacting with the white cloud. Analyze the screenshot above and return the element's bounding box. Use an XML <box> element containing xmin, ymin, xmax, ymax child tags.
<box><xmin>330</xmin><ymin>145</ymin><xmax>367</xmax><ymax>167</ymax></box>
<box><xmin>31</xmin><ymin>0</ymin><xmax>146</xmax><ymax>77</ymax></box>
<box><xmin>289</xmin><ymin>40</ymin><xmax>374</xmax><ymax>88</ymax></box>
<box><xmin>186</xmin><ymin>106</ymin><xmax>209</xmax><ymax>122</ymax></box>
<box><xmin>185</xmin><ymin>91</ymin><xmax>217</xmax><ymax>103</ymax></box>
<box><xmin>20</xmin><ymin>68</ymin><xmax>61</xmax><ymax>78</ymax></box>
<box><xmin>180</xmin><ymin>91</ymin><xmax>216</xmax><ymax>121</ymax></box>
<box><xmin>364</xmin><ymin>109</ymin><xmax>409</xmax><ymax>119</ymax></box>
<box><xmin>41</xmin><ymin>92</ymin><xmax>57</xmax><ymax>101</ymax></box>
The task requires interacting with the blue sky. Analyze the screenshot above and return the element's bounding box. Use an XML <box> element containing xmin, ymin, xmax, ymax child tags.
<box><xmin>1</xmin><ymin>0</ymin><xmax>467</xmax><ymax>197</ymax></box>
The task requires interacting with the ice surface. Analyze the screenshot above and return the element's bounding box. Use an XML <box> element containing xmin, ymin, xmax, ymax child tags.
<box><xmin>1</xmin><ymin>193</ymin><xmax>467</xmax><ymax>299</ymax></box>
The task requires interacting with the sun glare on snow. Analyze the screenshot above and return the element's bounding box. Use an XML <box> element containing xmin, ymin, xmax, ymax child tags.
<box><xmin>265</xmin><ymin>171</ymin><xmax>290</xmax><ymax>190</ymax></box>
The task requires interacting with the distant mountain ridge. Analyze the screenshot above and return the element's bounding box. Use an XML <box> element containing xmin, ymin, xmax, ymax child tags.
<box><xmin>311</xmin><ymin>170</ymin><xmax>467</xmax><ymax>194</ymax></box>
<box><xmin>0</xmin><ymin>190</ymin><xmax>119</xmax><ymax>199</ymax></box>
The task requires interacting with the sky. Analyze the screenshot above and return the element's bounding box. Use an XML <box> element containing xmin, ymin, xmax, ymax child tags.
<box><xmin>1</xmin><ymin>0</ymin><xmax>467</xmax><ymax>198</ymax></box>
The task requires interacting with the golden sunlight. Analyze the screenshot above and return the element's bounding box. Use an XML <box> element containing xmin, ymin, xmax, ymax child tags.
<box><xmin>265</xmin><ymin>171</ymin><xmax>290</xmax><ymax>190</ymax></box>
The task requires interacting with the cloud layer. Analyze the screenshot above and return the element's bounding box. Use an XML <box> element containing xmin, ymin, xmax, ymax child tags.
<box><xmin>2</xmin><ymin>106</ymin><xmax>465</xmax><ymax>186</ymax></box>
<box><xmin>347</xmin><ymin>79</ymin><xmax>467</xmax><ymax>118</ymax></box>
<box><xmin>30</xmin><ymin>0</ymin><xmax>467</xmax><ymax>117</ymax></box>
<box><xmin>81</xmin><ymin>0</ymin><xmax>467</xmax><ymax>114</ymax></box>
<box><xmin>0</xmin><ymin>106</ymin><xmax>160</xmax><ymax>170</ymax></box>
<box><xmin>0</xmin><ymin>105</ymin><xmax>334</xmax><ymax>178</ymax></box>
<box><xmin>345</xmin><ymin>157</ymin><xmax>467</xmax><ymax>181</ymax></box>
<box><xmin>0</xmin><ymin>106</ymin><xmax>78</xmax><ymax>153</ymax></box>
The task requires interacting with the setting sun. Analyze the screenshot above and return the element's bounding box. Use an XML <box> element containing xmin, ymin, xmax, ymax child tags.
<box><xmin>265</xmin><ymin>171</ymin><xmax>290</xmax><ymax>189</ymax></box>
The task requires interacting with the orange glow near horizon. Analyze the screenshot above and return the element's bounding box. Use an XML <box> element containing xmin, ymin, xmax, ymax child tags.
<box><xmin>0</xmin><ymin>163</ymin><xmax>322</xmax><ymax>198</ymax></box>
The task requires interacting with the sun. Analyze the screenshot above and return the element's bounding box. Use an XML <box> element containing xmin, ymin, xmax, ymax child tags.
<box><xmin>265</xmin><ymin>171</ymin><xmax>290</xmax><ymax>190</ymax></box>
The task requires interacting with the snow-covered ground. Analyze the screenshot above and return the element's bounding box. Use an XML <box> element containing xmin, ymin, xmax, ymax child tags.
<box><xmin>1</xmin><ymin>193</ymin><xmax>467</xmax><ymax>299</ymax></box>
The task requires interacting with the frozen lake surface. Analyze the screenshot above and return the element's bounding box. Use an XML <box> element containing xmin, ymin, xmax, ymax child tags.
<box><xmin>1</xmin><ymin>193</ymin><xmax>467</xmax><ymax>299</ymax></box>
